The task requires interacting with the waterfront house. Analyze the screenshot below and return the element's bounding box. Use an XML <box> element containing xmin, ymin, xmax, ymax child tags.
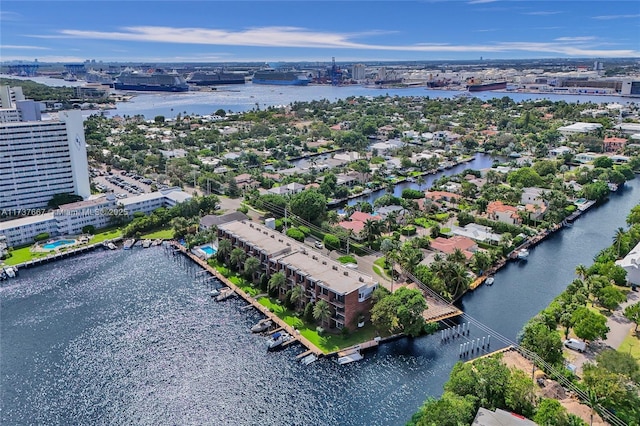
<box><xmin>616</xmin><ymin>240</ymin><xmax>640</xmax><ymax>286</ymax></box>
<box><xmin>450</xmin><ymin>223</ymin><xmax>501</xmax><ymax>244</ymax></box>
<box><xmin>486</xmin><ymin>201</ymin><xmax>521</xmax><ymax>225</ymax></box>
<box><xmin>217</xmin><ymin>220</ymin><xmax>378</xmax><ymax>330</ymax></box>
<box><xmin>429</xmin><ymin>235</ymin><xmax>477</xmax><ymax>260</ymax></box>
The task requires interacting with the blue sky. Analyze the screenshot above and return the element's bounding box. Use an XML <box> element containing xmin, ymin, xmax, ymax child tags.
<box><xmin>1</xmin><ymin>1</ymin><xmax>639</xmax><ymax>63</ymax></box>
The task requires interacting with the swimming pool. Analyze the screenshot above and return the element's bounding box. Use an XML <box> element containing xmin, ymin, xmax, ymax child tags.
<box><xmin>42</xmin><ymin>239</ymin><xmax>76</xmax><ymax>250</ymax></box>
<box><xmin>200</xmin><ymin>245</ymin><xmax>217</xmax><ymax>256</ymax></box>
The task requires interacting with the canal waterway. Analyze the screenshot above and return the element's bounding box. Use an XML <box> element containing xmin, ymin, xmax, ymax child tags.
<box><xmin>1</xmin><ymin>179</ymin><xmax>638</xmax><ymax>425</ymax></box>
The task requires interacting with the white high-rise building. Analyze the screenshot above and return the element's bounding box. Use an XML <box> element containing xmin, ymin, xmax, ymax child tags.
<box><xmin>352</xmin><ymin>64</ymin><xmax>366</xmax><ymax>81</ymax></box>
<box><xmin>0</xmin><ymin>110</ymin><xmax>91</xmax><ymax>211</ymax></box>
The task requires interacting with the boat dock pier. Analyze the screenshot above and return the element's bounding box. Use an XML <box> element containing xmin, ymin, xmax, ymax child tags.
<box><xmin>12</xmin><ymin>238</ymin><xmax>123</xmax><ymax>269</ymax></box>
<box><xmin>169</xmin><ymin>241</ymin><xmax>323</xmax><ymax>357</ymax></box>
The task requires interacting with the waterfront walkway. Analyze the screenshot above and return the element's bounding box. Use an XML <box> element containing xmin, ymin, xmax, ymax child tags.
<box><xmin>169</xmin><ymin>241</ymin><xmax>324</xmax><ymax>356</ymax></box>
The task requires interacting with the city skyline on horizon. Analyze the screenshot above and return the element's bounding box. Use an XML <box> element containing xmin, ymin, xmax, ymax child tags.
<box><xmin>1</xmin><ymin>1</ymin><xmax>639</xmax><ymax>64</ymax></box>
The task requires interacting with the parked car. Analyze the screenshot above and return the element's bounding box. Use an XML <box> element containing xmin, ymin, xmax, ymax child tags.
<box><xmin>314</xmin><ymin>241</ymin><xmax>323</xmax><ymax>249</ymax></box>
<box><xmin>563</xmin><ymin>338</ymin><xmax>586</xmax><ymax>353</ymax></box>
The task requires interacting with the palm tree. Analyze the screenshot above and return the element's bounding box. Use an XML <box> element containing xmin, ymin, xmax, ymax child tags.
<box><xmin>575</xmin><ymin>264</ymin><xmax>588</xmax><ymax>281</ymax></box>
<box><xmin>243</xmin><ymin>256</ymin><xmax>260</xmax><ymax>280</ymax></box>
<box><xmin>363</xmin><ymin>219</ymin><xmax>382</xmax><ymax>245</ymax></box>
<box><xmin>268</xmin><ymin>272</ymin><xmax>286</xmax><ymax>294</ymax></box>
<box><xmin>417</xmin><ymin>175</ymin><xmax>426</xmax><ymax>191</ymax></box>
<box><xmin>613</xmin><ymin>227</ymin><xmax>625</xmax><ymax>258</ymax></box>
<box><xmin>447</xmin><ymin>248</ymin><xmax>467</xmax><ymax>264</ymax></box>
<box><xmin>216</xmin><ymin>239</ymin><xmax>232</xmax><ymax>263</ymax></box>
<box><xmin>290</xmin><ymin>285</ymin><xmax>305</xmax><ymax>311</ymax></box>
<box><xmin>313</xmin><ymin>299</ymin><xmax>332</xmax><ymax>327</ymax></box>
<box><xmin>229</xmin><ymin>248</ymin><xmax>246</xmax><ymax>271</ymax></box>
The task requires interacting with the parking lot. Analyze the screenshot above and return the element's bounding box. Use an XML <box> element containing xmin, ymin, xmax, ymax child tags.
<box><xmin>91</xmin><ymin>168</ymin><xmax>163</xmax><ymax>199</ymax></box>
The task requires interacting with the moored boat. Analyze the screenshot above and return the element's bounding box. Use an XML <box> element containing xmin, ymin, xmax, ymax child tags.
<box><xmin>517</xmin><ymin>249</ymin><xmax>529</xmax><ymax>260</ymax></box>
<box><xmin>485</xmin><ymin>276</ymin><xmax>494</xmax><ymax>286</ymax></box>
<box><xmin>266</xmin><ymin>331</ymin><xmax>292</xmax><ymax>351</ymax></box>
<box><xmin>251</xmin><ymin>319</ymin><xmax>273</xmax><ymax>333</ymax></box>
<box><xmin>114</xmin><ymin>69</ymin><xmax>189</xmax><ymax>92</ymax></box>
<box><xmin>123</xmin><ymin>239</ymin><xmax>135</xmax><ymax>250</ymax></box>
<box><xmin>301</xmin><ymin>354</ymin><xmax>318</xmax><ymax>365</ymax></box>
<box><xmin>215</xmin><ymin>287</ymin><xmax>235</xmax><ymax>302</ymax></box>
<box><xmin>337</xmin><ymin>348</ymin><xmax>363</xmax><ymax>365</ymax></box>
<box><xmin>142</xmin><ymin>239</ymin><xmax>152</xmax><ymax>248</ymax></box>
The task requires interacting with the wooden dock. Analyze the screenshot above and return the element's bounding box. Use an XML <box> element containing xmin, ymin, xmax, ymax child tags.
<box><xmin>170</xmin><ymin>241</ymin><xmax>324</xmax><ymax>356</ymax></box>
<box><xmin>10</xmin><ymin>237</ymin><xmax>123</xmax><ymax>269</ymax></box>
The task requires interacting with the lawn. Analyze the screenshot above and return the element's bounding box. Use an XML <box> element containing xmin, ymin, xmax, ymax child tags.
<box><xmin>373</xmin><ymin>257</ymin><xmax>391</xmax><ymax>280</ymax></box>
<box><xmin>337</xmin><ymin>255</ymin><xmax>357</xmax><ymax>265</ymax></box>
<box><xmin>90</xmin><ymin>228</ymin><xmax>123</xmax><ymax>244</ymax></box>
<box><xmin>140</xmin><ymin>228</ymin><xmax>174</xmax><ymax>240</ymax></box>
<box><xmin>619</xmin><ymin>328</ymin><xmax>640</xmax><ymax>360</ymax></box>
<box><xmin>256</xmin><ymin>296</ymin><xmax>381</xmax><ymax>353</ymax></box>
<box><xmin>2</xmin><ymin>245</ymin><xmax>47</xmax><ymax>266</ymax></box>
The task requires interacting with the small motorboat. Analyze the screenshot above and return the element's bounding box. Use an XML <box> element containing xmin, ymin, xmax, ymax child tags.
<box><xmin>267</xmin><ymin>331</ymin><xmax>291</xmax><ymax>351</ymax></box>
<box><xmin>209</xmin><ymin>288</ymin><xmax>220</xmax><ymax>297</ymax></box>
<box><xmin>301</xmin><ymin>354</ymin><xmax>318</xmax><ymax>365</ymax></box>
<box><xmin>251</xmin><ymin>319</ymin><xmax>273</xmax><ymax>333</ymax></box>
<box><xmin>215</xmin><ymin>288</ymin><xmax>235</xmax><ymax>302</ymax></box>
<box><xmin>517</xmin><ymin>249</ymin><xmax>529</xmax><ymax>260</ymax></box>
<box><xmin>142</xmin><ymin>239</ymin><xmax>152</xmax><ymax>248</ymax></box>
<box><xmin>337</xmin><ymin>349</ymin><xmax>363</xmax><ymax>365</ymax></box>
<box><xmin>123</xmin><ymin>239</ymin><xmax>135</xmax><ymax>250</ymax></box>
<box><xmin>485</xmin><ymin>277</ymin><xmax>494</xmax><ymax>286</ymax></box>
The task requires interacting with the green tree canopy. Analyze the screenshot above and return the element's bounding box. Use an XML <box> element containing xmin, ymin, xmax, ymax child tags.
<box><xmin>370</xmin><ymin>286</ymin><xmax>427</xmax><ymax>337</ymax></box>
<box><xmin>289</xmin><ymin>189</ymin><xmax>327</xmax><ymax>224</ymax></box>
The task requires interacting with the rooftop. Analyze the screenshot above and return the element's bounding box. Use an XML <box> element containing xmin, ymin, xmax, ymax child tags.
<box><xmin>0</xmin><ymin>212</ymin><xmax>55</xmax><ymax>231</ymax></box>
<box><xmin>278</xmin><ymin>251</ymin><xmax>376</xmax><ymax>295</ymax></box>
<box><xmin>218</xmin><ymin>220</ymin><xmax>292</xmax><ymax>257</ymax></box>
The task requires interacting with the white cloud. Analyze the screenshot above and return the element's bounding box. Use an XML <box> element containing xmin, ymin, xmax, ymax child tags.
<box><xmin>1</xmin><ymin>45</ymin><xmax>50</xmax><ymax>50</ymax></box>
<box><xmin>593</xmin><ymin>14</ymin><xmax>640</xmax><ymax>20</ymax></box>
<box><xmin>525</xmin><ymin>11</ymin><xmax>561</xmax><ymax>16</ymax></box>
<box><xmin>25</xmin><ymin>25</ymin><xmax>640</xmax><ymax>59</ymax></box>
<box><xmin>554</xmin><ymin>36</ymin><xmax>596</xmax><ymax>42</ymax></box>
<box><xmin>0</xmin><ymin>11</ymin><xmax>21</xmax><ymax>21</ymax></box>
<box><xmin>467</xmin><ymin>0</ymin><xmax>499</xmax><ymax>4</ymax></box>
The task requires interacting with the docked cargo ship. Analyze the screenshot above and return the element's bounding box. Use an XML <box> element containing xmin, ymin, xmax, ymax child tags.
<box><xmin>114</xmin><ymin>69</ymin><xmax>189</xmax><ymax>92</ymax></box>
<box><xmin>467</xmin><ymin>81</ymin><xmax>507</xmax><ymax>92</ymax></box>
<box><xmin>187</xmin><ymin>71</ymin><xmax>245</xmax><ymax>86</ymax></box>
<box><xmin>252</xmin><ymin>69</ymin><xmax>309</xmax><ymax>86</ymax></box>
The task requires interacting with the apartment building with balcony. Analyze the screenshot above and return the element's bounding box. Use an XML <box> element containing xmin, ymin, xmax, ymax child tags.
<box><xmin>217</xmin><ymin>220</ymin><xmax>378</xmax><ymax>330</ymax></box>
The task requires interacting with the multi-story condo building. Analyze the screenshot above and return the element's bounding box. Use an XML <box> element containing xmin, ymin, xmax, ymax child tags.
<box><xmin>0</xmin><ymin>109</ymin><xmax>91</xmax><ymax>211</ymax></box>
<box><xmin>0</xmin><ymin>189</ymin><xmax>191</xmax><ymax>247</ymax></box>
<box><xmin>54</xmin><ymin>195</ymin><xmax>119</xmax><ymax>236</ymax></box>
<box><xmin>217</xmin><ymin>220</ymin><xmax>378</xmax><ymax>330</ymax></box>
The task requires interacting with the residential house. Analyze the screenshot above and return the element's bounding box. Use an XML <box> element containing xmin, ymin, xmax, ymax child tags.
<box><xmin>557</xmin><ymin>122</ymin><xmax>602</xmax><ymax>137</ymax></box>
<box><xmin>267</xmin><ymin>182</ymin><xmax>306</xmax><ymax>196</ymax></box>
<box><xmin>337</xmin><ymin>211</ymin><xmax>383</xmax><ymax>240</ymax></box>
<box><xmin>450</xmin><ymin>223</ymin><xmax>501</xmax><ymax>244</ymax></box>
<box><xmin>199</xmin><ymin>211</ymin><xmax>249</xmax><ymax>231</ymax></box>
<box><xmin>234</xmin><ymin>173</ymin><xmax>256</xmax><ymax>189</ymax></box>
<box><xmin>472</xmin><ymin>407</ymin><xmax>537</xmax><ymax>426</ymax></box>
<box><xmin>429</xmin><ymin>235</ymin><xmax>478</xmax><ymax>260</ymax></box>
<box><xmin>486</xmin><ymin>201</ymin><xmax>521</xmax><ymax>225</ymax></box>
<box><xmin>549</xmin><ymin>146</ymin><xmax>573</xmax><ymax>158</ymax></box>
<box><xmin>603</xmin><ymin>137</ymin><xmax>627</xmax><ymax>153</ymax></box>
<box><xmin>616</xmin><ymin>240</ymin><xmax>640</xmax><ymax>286</ymax></box>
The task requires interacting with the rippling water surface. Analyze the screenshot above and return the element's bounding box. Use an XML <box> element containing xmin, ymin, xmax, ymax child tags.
<box><xmin>1</xmin><ymin>248</ymin><xmax>463</xmax><ymax>425</ymax></box>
